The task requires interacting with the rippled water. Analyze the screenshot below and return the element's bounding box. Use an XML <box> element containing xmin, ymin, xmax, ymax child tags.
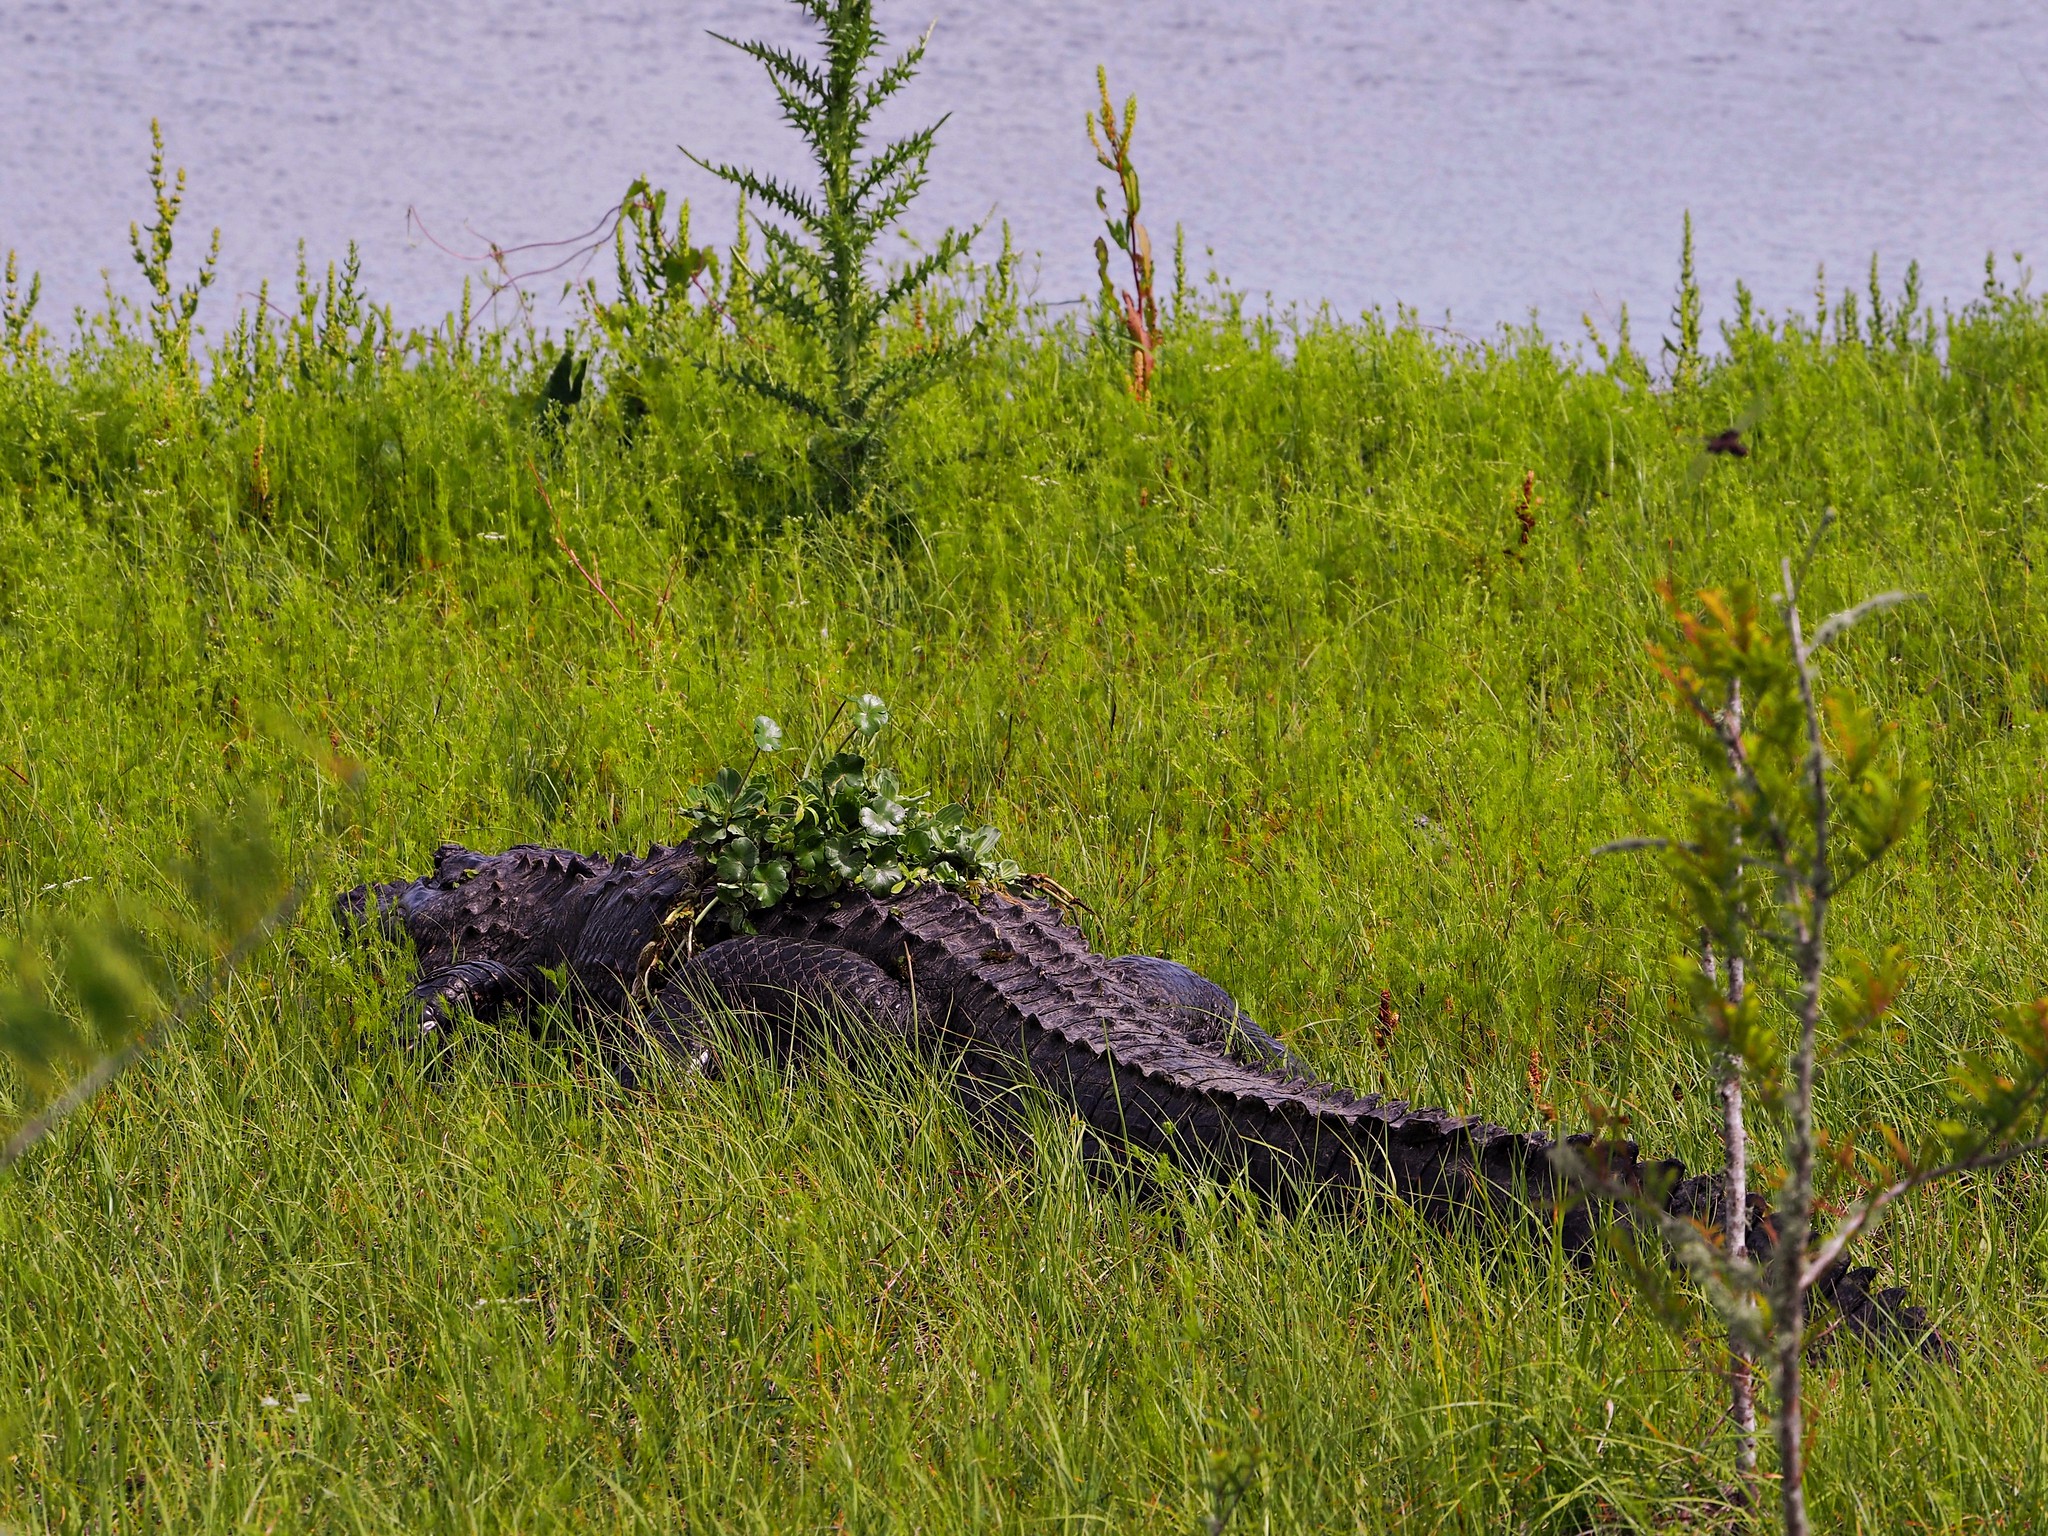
<box><xmin>4</xmin><ymin>1</ymin><xmax>2046</xmax><ymax>342</ymax></box>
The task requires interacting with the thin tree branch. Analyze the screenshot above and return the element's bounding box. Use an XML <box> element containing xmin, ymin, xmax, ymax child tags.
<box><xmin>1709</xmin><ymin>674</ymin><xmax>1757</xmax><ymax>1484</ymax></box>
<box><xmin>1802</xmin><ymin>1133</ymin><xmax>2048</xmax><ymax>1288</ymax></box>
<box><xmin>1811</xmin><ymin>590</ymin><xmax>1925</xmax><ymax>651</ymax></box>
<box><xmin>1665</xmin><ymin>667</ymin><xmax>1802</xmax><ymax>873</ymax></box>
<box><xmin>1591</xmin><ymin>836</ymin><xmax>1674</xmax><ymax>856</ymax></box>
<box><xmin>2</xmin><ymin>885</ymin><xmax>304</xmax><ymax>1170</ymax></box>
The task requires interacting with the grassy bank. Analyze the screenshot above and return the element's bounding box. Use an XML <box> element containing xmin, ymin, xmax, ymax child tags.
<box><xmin>3</xmin><ymin>253</ymin><xmax>2048</xmax><ymax>1530</ymax></box>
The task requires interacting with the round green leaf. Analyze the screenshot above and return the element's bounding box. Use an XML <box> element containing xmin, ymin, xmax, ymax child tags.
<box><xmin>857</xmin><ymin>863</ymin><xmax>905</xmax><ymax>897</ymax></box>
<box><xmin>852</xmin><ymin>694</ymin><xmax>890</xmax><ymax>739</ymax></box>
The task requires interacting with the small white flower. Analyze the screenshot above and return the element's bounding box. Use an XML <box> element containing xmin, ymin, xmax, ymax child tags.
<box><xmin>292</xmin><ymin>1393</ymin><xmax>310</xmax><ymax>1404</ymax></box>
<box><xmin>260</xmin><ymin>1396</ymin><xmax>279</xmax><ymax>1408</ymax></box>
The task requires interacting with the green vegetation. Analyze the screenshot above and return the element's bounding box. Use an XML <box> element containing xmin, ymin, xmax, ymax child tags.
<box><xmin>1570</xmin><ymin>560</ymin><xmax>2048</xmax><ymax>1529</ymax></box>
<box><xmin>6</xmin><ymin>105</ymin><xmax>2048</xmax><ymax>1524</ymax></box>
<box><xmin>687</xmin><ymin>0</ymin><xmax>984</xmax><ymax>514</ymax></box>
<box><xmin>682</xmin><ymin>698</ymin><xmax>1023</xmax><ymax>927</ymax></box>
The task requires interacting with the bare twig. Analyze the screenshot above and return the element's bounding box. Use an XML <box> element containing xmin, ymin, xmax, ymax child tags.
<box><xmin>1811</xmin><ymin>590</ymin><xmax>1925</xmax><ymax>652</ymax></box>
<box><xmin>407</xmin><ymin>202</ymin><xmax>628</xmax><ymax>322</ymax></box>
<box><xmin>1803</xmin><ymin>1132</ymin><xmax>2048</xmax><ymax>1288</ymax></box>
<box><xmin>1792</xmin><ymin>506</ymin><xmax>1837</xmax><ymax>590</ymax></box>
<box><xmin>649</xmin><ymin>548</ymin><xmax>688</xmax><ymax>636</ymax></box>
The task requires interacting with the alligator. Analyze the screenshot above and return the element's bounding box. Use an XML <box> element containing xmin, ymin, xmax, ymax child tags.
<box><xmin>339</xmin><ymin>839</ymin><xmax>1948</xmax><ymax>1358</ymax></box>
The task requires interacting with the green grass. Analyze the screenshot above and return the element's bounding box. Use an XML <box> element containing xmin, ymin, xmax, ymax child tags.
<box><xmin>4</xmin><ymin>263</ymin><xmax>2048</xmax><ymax>1531</ymax></box>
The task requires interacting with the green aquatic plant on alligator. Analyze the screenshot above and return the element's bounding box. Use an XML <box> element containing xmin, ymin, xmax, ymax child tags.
<box><xmin>682</xmin><ymin>695</ymin><xmax>1023</xmax><ymax>928</ymax></box>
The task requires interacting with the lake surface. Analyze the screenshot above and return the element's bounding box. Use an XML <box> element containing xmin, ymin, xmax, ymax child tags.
<box><xmin>4</xmin><ymin>1</ymin><xmax>2047</xmax><ymax>344</ymax></box>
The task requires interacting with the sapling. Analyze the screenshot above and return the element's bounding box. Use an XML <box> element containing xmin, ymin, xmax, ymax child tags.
<box><xmin>687</xmin><ymin>0</ymin><xmax>983</xmax><ymax>515</ymax></box>
<box><xmin>1572</xmin><ymin>532</ymin><xmax>2048</xmax><ymax>1533</ymax></box>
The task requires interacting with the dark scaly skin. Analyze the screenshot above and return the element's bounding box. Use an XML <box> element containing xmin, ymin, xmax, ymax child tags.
<box><xmin>659</xmin><ymin>936</ymin><xmax>922</xmax><ymax>1062</ymax></box>
<box><xmin>1104</xmin><ymin>954</ymin><xmax>1308</xmax><ymax>1077</ymax></box>
<box><xmin>339</xmin><ymin>842</ymin><xmax>1950</xmax><ymax>1359</ymax></box>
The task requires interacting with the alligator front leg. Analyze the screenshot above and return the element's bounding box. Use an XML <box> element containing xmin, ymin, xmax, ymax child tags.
<box><xmin>648</xmin><ymin>935</ymin><xmax>922</xmax><ymax>1070</ymax></box>
<box><xmin>411</xmin><ymin>958</ymin><xmax>533</xmax><ymax>1035</ymax></box>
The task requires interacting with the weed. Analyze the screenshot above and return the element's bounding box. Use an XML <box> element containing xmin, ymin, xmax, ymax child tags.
<box><xmin>596</xmin><ymin>181</ymin><xmax>719</xmax><ymax>361</ymax></box>
<box><xmin>688</xmin><ymin>0</ymin><xmax>982</xmax><ymax>515</ymax></box>
<box><xmin>1</xmin><ymin>252</ymin><xmax>44</xmax><ymax>368</ymax></box>
<box><xmin>126</xmin><ymin>119</ymin><xmax>219</xmax><ymax>374</ymax></box>
<box><xmin>1089</xmin><ymin>67</ymin><xmax>1161</xmax><ymax>400</ymax></box>
<box><xmin>1665</xmin><ymin>210</ymin><xmax>1702</xmax><ymax>395</ymax></box>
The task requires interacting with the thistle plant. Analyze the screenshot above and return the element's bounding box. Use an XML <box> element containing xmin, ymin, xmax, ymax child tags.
<box><xmin>1578</xmin><ymin>530</ymin><xmax>2048</xmax><ymax>1532</ymax></box>
<box><xmin>683</xmin><ymin>694</ymin><xmax>1022</xmax><ymax>930</ymax></box>
<box><xmin>1088</xmin><ymin>67</ymin><xmax>1160</xmax><ymax>402</ymax></box>
<box><xmin>689</xmin><ymin>0</ymin><xmax>982</xmax><ymax>515</ymax></box>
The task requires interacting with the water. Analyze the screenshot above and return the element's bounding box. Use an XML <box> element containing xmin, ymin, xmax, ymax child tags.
<box><xmin>4</xmin><ymin>1</ymin><xmax>2046</xmax><ymax>345</ymax></box>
